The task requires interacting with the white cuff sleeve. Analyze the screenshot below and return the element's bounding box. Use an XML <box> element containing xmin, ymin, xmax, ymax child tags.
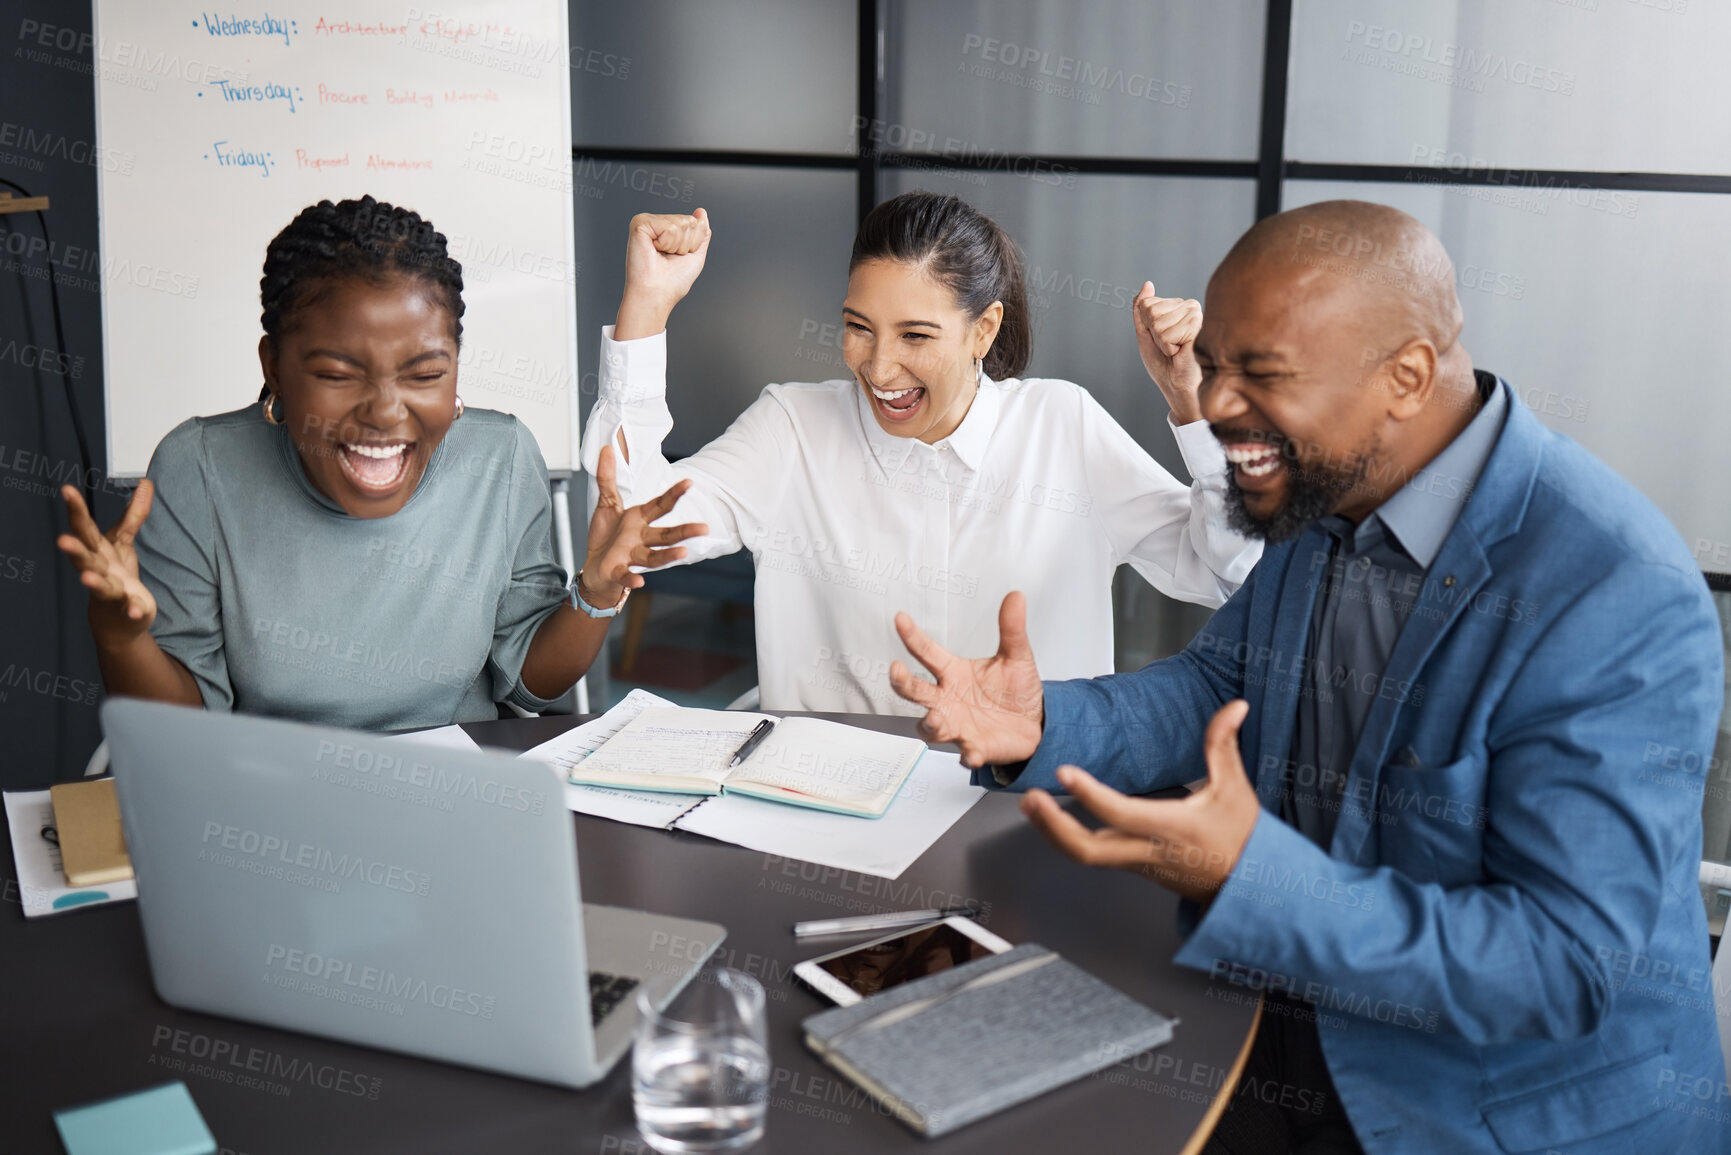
<box><xmin>599</xmin><ymin>325</ymin><xmax>668</xmax><ymax>403</ymax></box>
<box><xmin>1169</xmin><ymin>415</ymin><xmax>1226</xmax><ymax>480</ymax></box>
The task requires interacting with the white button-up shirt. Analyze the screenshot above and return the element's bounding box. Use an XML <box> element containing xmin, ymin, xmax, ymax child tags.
<box><xmin>584</xmin><ymin>327</ymin><xmax>1260</xmax><ymax>714</ymax></box>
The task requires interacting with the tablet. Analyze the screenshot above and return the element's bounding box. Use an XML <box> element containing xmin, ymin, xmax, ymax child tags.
<box><xmin>793</xmin><ymin>917</ymin><xmax>1014</xmax><ymax>1006</ymax></box>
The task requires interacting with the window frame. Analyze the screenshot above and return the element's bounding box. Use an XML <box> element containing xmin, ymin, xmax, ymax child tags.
<box><xmin>569</xmin><ymin>0</ymin><xmax>1731</xmax><ymax>590</ymax></box>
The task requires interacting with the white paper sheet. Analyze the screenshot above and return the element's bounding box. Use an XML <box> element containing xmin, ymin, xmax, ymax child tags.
<box><xmin>3</xmin><ymin>789</ymin><xmax>138</xmax><ymax>918</ymax></box>
<box><xmin>384</xmin><ymin>724</ymin><xmax>483</xmax><ymax>751</ymax></box>
<box><xmin>671</xmin><ymin>750</ymin><xmax>986</xmax><ymax>879</ymax></box>
<box><xmin>560</xmin><ymin>781</ymin><xmax>702</xmax><ymax>829</ymax></box>
<box><xmin>521</xmin><ymin>690</ymin><xmax>704</xmax><ymax>828</ymax></box>
<box><xmin>520</xmin><ymin>688</ymin><xmax>675</xmax><ymax>774</ymax></box>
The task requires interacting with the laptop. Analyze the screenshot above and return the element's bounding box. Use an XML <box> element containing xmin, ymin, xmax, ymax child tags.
<box><xmin>101</xmin><ymin>698</ymin><xmax>725</xmax><ymax>1089</ymax></box>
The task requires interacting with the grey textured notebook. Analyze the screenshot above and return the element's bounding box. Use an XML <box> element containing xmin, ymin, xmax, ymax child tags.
<box><xmin>803</xmin><ymin>942</ymin><xmax>1176</xmax><ymax>1137</ymax></box>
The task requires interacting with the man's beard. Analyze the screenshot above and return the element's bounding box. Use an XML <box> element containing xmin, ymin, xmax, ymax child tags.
<box><xmin>1223</xmin><ymin>439</ymin><xmax>1373</xmax><ymax>543</ymax></box>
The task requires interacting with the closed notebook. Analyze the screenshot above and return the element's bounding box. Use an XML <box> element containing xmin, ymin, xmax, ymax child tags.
<box><xmin>50</xmin><ymin>777</ymin><xmax>134</xmax><ymax>886</ymax></box>
<box><xmin>569</xmin><ymin>707</ymin><xmax>926</xmax><ymax>819</ymax></box>
<box><xmin>803</xmin><ymin>942</ymin><xmax>1176</xmax><ymax>1137</ymax></box>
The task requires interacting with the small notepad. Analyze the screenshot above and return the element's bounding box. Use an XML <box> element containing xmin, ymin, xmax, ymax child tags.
<box><xmin>804</xmin><ymin>942</ymin><xmax>1176</xmax><ymax>1136</ymax></box>
<box><xmin>569</xmin><ymin>708</ymin><xmax>926</xmax><ymax>819</ymax></box>
<box><xmin>50</xmin><ymin>777</ymin><xmax>133</xmax><ymax>886</ymax></box>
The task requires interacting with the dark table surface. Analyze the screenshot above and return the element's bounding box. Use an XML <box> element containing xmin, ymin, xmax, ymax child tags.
<box><xmin>1</xmin><ymin>712</ymin><xmax>1259</xmax><ymax>1155</ymax></box>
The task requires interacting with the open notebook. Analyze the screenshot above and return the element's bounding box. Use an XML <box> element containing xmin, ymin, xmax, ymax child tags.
<box><xmin>568</xmin><ymin>707</ymin><xmax>926</xmax><ymax>819</ymax></box>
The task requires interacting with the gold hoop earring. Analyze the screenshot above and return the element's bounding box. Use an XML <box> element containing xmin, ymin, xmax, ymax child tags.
<box><xmin>261</xmin><ymin>392</ymin><xmax>284</xmax><ymax>426</ymax></box>
<box><xmin>453</xmin><ymin>395</ymin><xmax>465</xmax><ymax>421</ymax></box>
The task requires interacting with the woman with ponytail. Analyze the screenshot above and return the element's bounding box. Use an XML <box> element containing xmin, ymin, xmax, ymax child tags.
<box><xmin>585</xmin><ymin>191</ymin><xmax>1259</xmax><ymax>713</ymax></box>
<box><xmin>56</xmin><ymin>195</ymin><xmax>701</xmax><ymax>729</ymax></box>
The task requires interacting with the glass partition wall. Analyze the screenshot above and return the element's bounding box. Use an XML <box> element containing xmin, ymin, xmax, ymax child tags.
<box><xmin>571</xmin><ymin>0</ymin><xmax>1731</xmax><ymax>895</ymax></box>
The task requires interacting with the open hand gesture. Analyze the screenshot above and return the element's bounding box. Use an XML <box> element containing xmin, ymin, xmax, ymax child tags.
<box><xmin>56</xmin><ymin>482</ymin><xmax>157</xmax><ymax>643</ymax></box>
<box><xmin>1133</xmin><ymin>282</ymin><xmax>1203</xmax><ymax>424</ymax></box>
<box><xmin>889</xmin><ymin>592</ymin><xmax>1045</xmax><ymax>769</ymax></box>
<box><xmin>1020</xmin><ymin>699</ymin><xmax>1261</xmax><ymax>903</ymax></box>
<box><xmin>578</xmin><ymin>444</ymin><xmax>708</xmax><ymax>610</ymax></box>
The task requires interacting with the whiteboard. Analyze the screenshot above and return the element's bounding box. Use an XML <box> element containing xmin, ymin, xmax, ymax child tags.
<box><xmin>93</xmin><ymin>1</ymin><xmax>581</xmax><ymax>474</ymax></box>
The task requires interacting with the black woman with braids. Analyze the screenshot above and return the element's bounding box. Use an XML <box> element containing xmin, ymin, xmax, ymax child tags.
<box><xmin>55</xmin><ymin>196</ymin><xmax>703</xmax><ymax>729</ymax></box>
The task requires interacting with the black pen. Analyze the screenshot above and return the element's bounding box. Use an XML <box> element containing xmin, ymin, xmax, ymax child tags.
<box><xmin>727</xmin><ymin>719</ymin><xmax>776</xmax><ymax>767</ymax></box>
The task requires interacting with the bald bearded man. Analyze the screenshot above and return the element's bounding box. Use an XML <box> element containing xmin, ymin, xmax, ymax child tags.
<box><xmin>888</xmin><ymin>202</ymin><xmax>1728</xmax><ymax>1154</ymax></box>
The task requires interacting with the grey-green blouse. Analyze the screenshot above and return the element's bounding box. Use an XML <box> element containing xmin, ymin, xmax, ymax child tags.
<box><xmin>134</xmin><ymin>405</ymin><xmax>570</xmax><ymax>730</ymax></box>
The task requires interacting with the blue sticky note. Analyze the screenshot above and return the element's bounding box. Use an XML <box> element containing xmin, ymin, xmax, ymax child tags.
<box><xmin>53</xmin><ymin>1082</ymin><xmax>216</xmax><ymax>1155</ymax></box>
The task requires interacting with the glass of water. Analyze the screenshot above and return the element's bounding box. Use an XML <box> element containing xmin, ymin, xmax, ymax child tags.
<box><xmin>633</xmin><ymin>967</ymin><xmax>770</xmax><ymax>1153</ymax></box>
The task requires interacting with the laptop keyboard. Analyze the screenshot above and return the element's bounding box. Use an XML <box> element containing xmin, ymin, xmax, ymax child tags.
<box><xmin>589</xmin><ymin>971</ymin><xmax>641</xmax><ymax>1026</ymax></box>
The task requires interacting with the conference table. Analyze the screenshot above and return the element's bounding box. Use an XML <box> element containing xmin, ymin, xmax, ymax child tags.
<box><xmin>1</xmin><ymin>711</ymin><xmax>1261</xmax><ymax>1154</ymax></box>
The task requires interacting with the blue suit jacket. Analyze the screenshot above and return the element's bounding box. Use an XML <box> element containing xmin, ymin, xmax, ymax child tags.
<box><xmin>1004</xmin><ymin>382</ymin><xmax>1728</xmax><ymax>1154</ymax></box>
